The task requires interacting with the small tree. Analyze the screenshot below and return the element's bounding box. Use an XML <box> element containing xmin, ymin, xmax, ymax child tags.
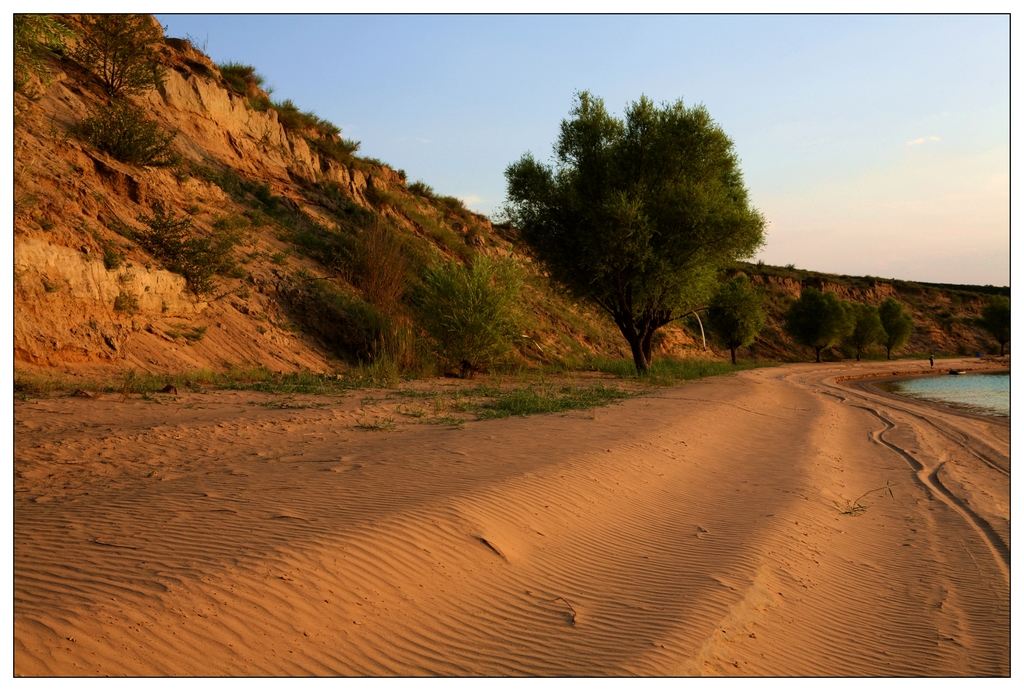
<box><xmin>785</xmin><ymin>287</ymin><xmax>853</xmax><ymax>362</ymax></box>
<box><xmin>845</xmin><ymin>302</ymin><xmax>885</xmax><ymax>361</ymax></box>
<box><xmin>73</xmin><ymin>14</ymin><xmax>164</xmax><ymax>97</ymax></box>
<box><xmin>505</xmin><ymin>92</ymin><xmax>764</xmax><ymax>374</ymax></box>
<box><xmin>133</xmin><ymin>203</ymin><xmax>240</xmax><ymax>294</ymax></box>
<box><xmin>416</xmin><ymin>257</ymin><xmax>522</xmax><ymax>378</ymax></box>
<box><xmin>980</xmin><ymin>296</ymin><xmax>1010</xmax><ymax>356</ymax></box>
<box><xmin>707</xmin><ymin>274</ymin><xmax>765</xmax><ymax>365</ymax></box>
<box><xmin>879</xmin><ymin>297</ymin><xmax>913</xmax><ymax>360</ymax></box>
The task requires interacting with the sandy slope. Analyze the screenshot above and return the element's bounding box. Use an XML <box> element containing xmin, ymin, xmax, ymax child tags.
<box><xmin>13</xmin><ymin>360</ymin><xmax>1008</xmax><ymax>676</ymax></box>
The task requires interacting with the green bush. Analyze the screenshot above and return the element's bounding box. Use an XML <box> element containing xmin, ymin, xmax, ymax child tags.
<box><xmin>309</xmin><ymin>135</ymin><xmax>361</xmax><ymax>162</ymax></box>
<box><xmin>271</xmin><ymin>99</ymin><xmax>340</xmax><ymax>137</ymax></box>
<box><xmin>408</xmin><ymin>181</ymin><xmax>435</xmax><ymax>197</ymax></box>
<box><xmin>217</xmin><ymin>61</ymin><xmax>265</xmax><ymax>96</ymax></box>
<box><xmin>113</xmin><ymin>290</ymin><xmax>139</xmax><ymax>314</ymax></box>
<box><xmin>278</xmin><ymin>271</ymin><xmax>391</xmax><ymax>363</ymax></box>
<box><xmin>416</xmin><ymin>257</ymin><xmax>523</xmax><ymax>377</ymax></box>
<box><xmin>74</xmin><ymin>100</ymin><xmax>177</xmax><ymax>166</ymax></box>
<box><xmin>354</xmin><ymin>222</ymin><xmax>408</xmax><ymax>312</ymax></box>
<box><xmin>102</xmin><ymin>242</ymin><xmax>124</xmax><ymax>270</ymax></box>
<box><xmin>133</xmin><ymin>203</ymin><xmax>240</xmax><ymax>294</ymax></box>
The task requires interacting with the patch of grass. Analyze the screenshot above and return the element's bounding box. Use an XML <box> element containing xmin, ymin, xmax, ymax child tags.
<box><xmin>308</xmin><ymin>134</ymin><xmax>361</xmax><ymax>163</ymax></box>
<box><xmin>472</xmin><ymin>384</ymin><xmax>630</xmax><ymax>419</ymax></box>
<box><xmin>583</xmin><ymin>356</ymin><xmax>769</xmax><ymax>385</ymax></box>
<box><xmin>166</xmin><ymin>325</ymin><xmax>207</xmax><ymax>342</ymax></box>
<box><xmin>217</xmin><ymin>62</ymin><xmax>265</xmax><ymax>97</ymax></box>
<box><xmin>271</xmin><ymin>99</ymin><xmax>340</xmax><ymax>138</ymax></box>
<box><xmin>354</xmin><ymin>417</ymin><xmax>397</xmax><ymax>431</ymax></box>
<box><xmin>13</xmin><ymin>367</ymin><xmax>362</xmax><ymax>399</ymax></box>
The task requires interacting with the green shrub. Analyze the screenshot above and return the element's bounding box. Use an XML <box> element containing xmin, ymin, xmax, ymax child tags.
<box><xmin>278</xmin><ymin>271</ymin><xmax>391</xmax><ymax>363</ymax></box>
<box><xmin>73</xmin><ymin>14</ymin><xmax>164</xmax><ymax>97</ymax></box>
<box><xmin>408</xmin><ymin>181</ymin><xmax>435</xmax><ymax>197</ymax></box>
<box><xmin>113</xmin><ymin>290</ymin><xmax>139</xmax><ymax>314</ymax></box>
<box><xmin>416</xmin><ymin>257</ymin><xmax>523</xmax><ymax>377</ymax></box>
<box><xmin>354</xmin><ymin>222</ymin><xmax>408</xmax><ymax>312</ymax></box>
<box><xmin>309</xmin><ymin>135</ymin><xmax>361</xmax><ymax>162</ymax></box>
<box><xmin>133</xmin><ymin>203</ymin><xmax>240</xmax><ymax>294</ymax></box>
<box><xmin>271</xmin><ymin>99</ymin><xmax>340</xmax><ymax>137</ymax></box>
<box><xmin>217</xmin><ymin>61</ymin><xmax>265</xmax><ymax>96</ymax></box>
<box><xmin>73</xmin><ymin>100</ymin><xmax>177</xmax><ymax>166</ymax></box>
<box><xmin>102</xmin><ymin>242</ymin><xmax>124</xmax><ymax>270</ymax></box>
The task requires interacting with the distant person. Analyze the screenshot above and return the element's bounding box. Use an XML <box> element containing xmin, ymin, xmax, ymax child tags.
<box><xmin>929</xmin><ymin>354</ymin><xmax>934</xmax><ymax>368</ymax></box>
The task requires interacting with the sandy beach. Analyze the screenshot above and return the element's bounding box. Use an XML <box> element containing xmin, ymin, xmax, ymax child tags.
<box><xmin>13</xmin><ymin>359</ymin><xmax>1009</xmax><ymax>676</ymax></box>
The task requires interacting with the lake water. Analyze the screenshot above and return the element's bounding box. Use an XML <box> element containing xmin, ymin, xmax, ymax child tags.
<box><xmin>887</xmin><ymin>372</ymin><xmax>1009</xmax><ymax>417</ymax></box>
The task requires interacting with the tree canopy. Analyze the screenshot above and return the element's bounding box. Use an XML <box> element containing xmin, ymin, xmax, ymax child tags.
<box><xmin>878</xmin><ymin>297</ymin><xmax>913</xmax><ymax>360</ymax></box>
<box><xmin>784</xmin><ymin>288</ymin><xmax>853</xmax><ymax>362</ymax></box>
<box><xmin>707</xmin><ymin>274</ymin><xmax>765</xmax><ymax>364</ymax></box>
<box><xmin>845</xmin><ymin>302</ymin><xmax>885</xmax><ymax>361</ymax></box>
<box><xmin>980</xmin><ymin>296</ymin><xmax>1010</xmax><ymax>356</ymax></box>
<box><xmin>504</xmin><ymin>92</ymin><xmax>764</xmax><ymax>373</ymax></box>
<box><xmin>73</xmin><ymin>14</ymin><xmax>164</xmax><ymax>97</ymax></box>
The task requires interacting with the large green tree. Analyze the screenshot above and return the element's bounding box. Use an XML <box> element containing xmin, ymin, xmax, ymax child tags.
<box><xmin>504</xmin><ymin>92</ymin><xmax>764</xmax><ymax>374</ymax></box>
<box><xmin>980</xmin><ymin>296</ymin><xmax>1010</xmax><ymax>356</ymax></box>
<box><xmin>785</xmin><ymin>288</ymin><xmax>853</xmax><ymax>362</ymax></box>
<box><xmin>707</xmin><ymin>274</ymin><xmax>765</xmax><ymax>365</ymax></box>
<box><xmin>878</xmin><ymin>297</ymin><xmax>913</xmax><ymax>360</ymax></box>
<box><xmin>845</xmin><ymin>302</ymin><xmax>885</xmax><ymax>361</ymax></box>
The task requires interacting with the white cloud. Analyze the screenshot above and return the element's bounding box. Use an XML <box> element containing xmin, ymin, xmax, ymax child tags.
<box><xmin>906</xmin><ymin>135</ymin><xmax>942</xmax><ymax>147</ymax></box>
<box><xmin>458</xmin><ymin>194</ymin><xmax>485</xmax><ymax>210</ymax></box>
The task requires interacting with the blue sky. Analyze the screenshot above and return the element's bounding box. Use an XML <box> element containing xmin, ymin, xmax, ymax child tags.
<box><xmin>157</xmin><ymin>14</ymin><xmax>1009</xmax><ymax>285</ymax></box>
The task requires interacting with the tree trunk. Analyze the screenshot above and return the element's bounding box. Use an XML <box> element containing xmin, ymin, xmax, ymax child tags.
<box><xmin>730</xmin><ymin>346</ymin><xmax>737</xmax><ymax>365</ymax></box>
<box><xmin>1000</xmin><ymin>341</ymin><xmax>1006</xmax><ymax>356</ymax></box>
<box><xmin>886</xmin><ymin>346</ymin><xmax>892</xmax><ymax>360</ymax></box>
<box><xmin>815</xmin><ymin>346</ymin><xmax>822</xmax><ymax>363</ymax></box>
<box><xmin>641</xmin><ymin>328</ymin><xmax>655</xmax><ymax>369</ymax></box>
<box><xmin>856</xmin><ymin>349</ymin><xmax>861</xmax><ymax>362</ymax></box>
<box><xmin>628</xmin><ymin>336</ymin><xmax>650</xmax><ymax>374</ymax></box>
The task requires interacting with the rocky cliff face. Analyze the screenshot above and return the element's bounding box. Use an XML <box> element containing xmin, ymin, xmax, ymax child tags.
<box><xmin>13</xmin><ymin>19</ymin><xmax>635</xmax><ymax>377</ymax></box>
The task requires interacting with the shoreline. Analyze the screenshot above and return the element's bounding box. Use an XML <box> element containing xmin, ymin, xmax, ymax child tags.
<box><xmin>855</xmin><ymin>368</ymin><xmax>1010</xmax><ymax>422</ymax></box>
<box><xmin>13</xmin><ymin>360</ymin><xmax>1009</xmax><ymax>676</ymax></box>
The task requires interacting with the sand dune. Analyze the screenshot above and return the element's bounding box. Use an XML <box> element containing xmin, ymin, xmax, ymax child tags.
<box><xmin>13</xmin><ymin>360</ymin><xmax>1008</xmax><ymax>676</ymax></box>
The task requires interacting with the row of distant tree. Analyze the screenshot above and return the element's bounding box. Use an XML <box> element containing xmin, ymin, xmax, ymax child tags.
<box><xmin>705</xmin><ymin>277</ymin><xmax>1011</xmax><ymax>364</ymax></box>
